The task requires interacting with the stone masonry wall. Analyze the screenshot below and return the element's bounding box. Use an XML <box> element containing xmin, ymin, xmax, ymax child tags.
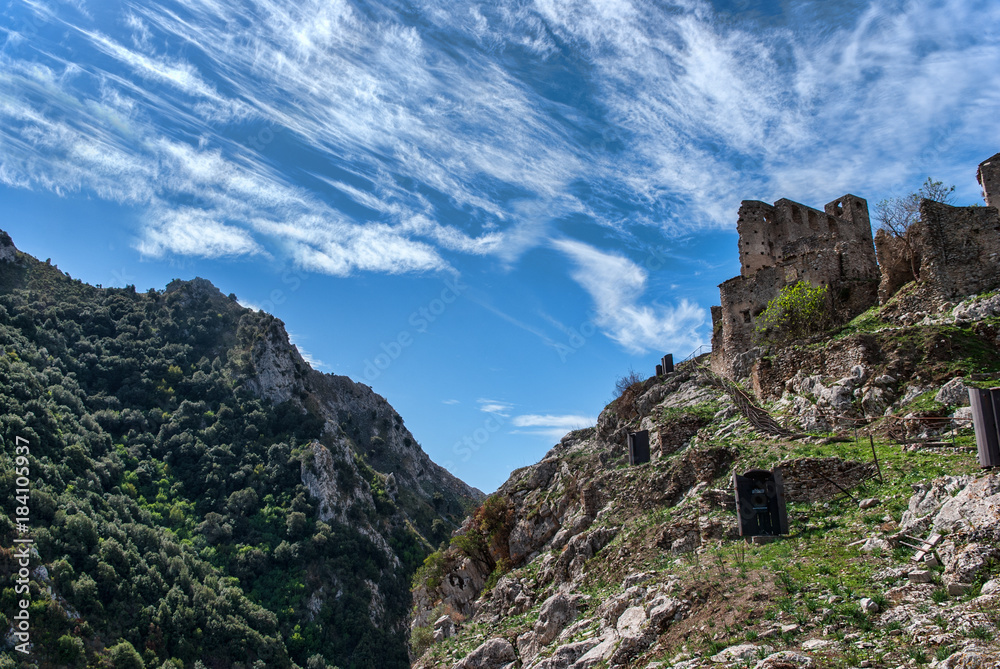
<box><xmin>711</xmin><ymin>194</ymin><xmax>880</xmax><ymax>379</ymax></box>
<box><xmin>873</xmin><ymin>229</ymin><xmax>916</xmax><ymax>305</ymax></box>
<box><xmin>915</xmin><ymin>200</ymin><xmax>1000</xmax><ymax>303</ymax></box>
<box><xmin>874</xmin><ymin>152</ymin><xmax>1000</xmax><ymax>309</ymax></box>
<box><xmin>979</xmin><ymin>152</ymin><xmax>1000</xmax><ymax>209</ymax></box>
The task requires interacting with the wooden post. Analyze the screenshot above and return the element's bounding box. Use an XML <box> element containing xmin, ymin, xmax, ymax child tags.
<box><xmin>869</xmin><ymin>435</ymin><xmax>883</xmax><ymax>485</ymax></box>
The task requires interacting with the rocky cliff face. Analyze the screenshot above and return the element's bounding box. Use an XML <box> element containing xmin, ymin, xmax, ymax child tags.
<box><xmin>410</xmin><ymin>290</ymin><xmax>1000</xmax><ymax>669</ymax></box>
<box><xmin>236</xmin><ymin>304</ymin><xmax>482</xmax><ymax>515</ymax></box>
<box><xmin>165</xmin><ymin>278</ymin><xmax>484</xmax><ymax>636</ymax></box>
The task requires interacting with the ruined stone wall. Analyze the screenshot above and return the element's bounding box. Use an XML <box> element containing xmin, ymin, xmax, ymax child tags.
<box><xmin>979</xmin><ymin>152</ymin><xmax>1000</xmax><ymax>209</ymax></box>
<box><xmin>914</xmin><ymin>200</ymin><xmax>1000</xmax><ymax>302</ymax></box>
<box><xmin>712</xmin><ymin>194</ymin><xmax>879</xmax><ymax>379</ymax></box>
<box><xmin>873</xmin><ymin>229</ymin><xmax>916</xmax><ymax>305</ymax></box>
<box><xmin>736</xmin><ymin>195</ymin><xmax>873</xmax><ymax>278</ymax></box>
<box><xmin>714</xmin><ymin>151</ymin><xmax>1000</xmax><ymax>381</ymax></box>
<box><xmin>874</xmin><ymin>153</ymin><xmax>1000</xmax><ymax>309</ymax></box>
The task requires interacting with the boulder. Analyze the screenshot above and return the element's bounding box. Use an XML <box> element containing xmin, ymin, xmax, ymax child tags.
<box><xmin>433</xmin><ymin>615</ymin><xmax>456</xmax><ymax>642</ymax></box>
<box><xmin>953</xmin><ymin>294</ymin><xmax>1000</xmax><ymax>322</ymax></box>
<box><xmin>516</xmin><ymin>631</ymin><xmax>539</xmax><ymax>664</ymax></box>
<box><xmin>525</xmin><ymin>459</ymin><xmax>559</xmax><ymax>490</ymax></box>
<box><xmin>524</xmin><ymin>639</ymin><xmax>600</xmax><ymax>669</ymax></box>
<box><xmin>860</xmin><ymin>537</ymin><xmax>891</xmax><ymax>553</ymax></box>
<box><xmin>534</xmin><ymin>592</ymin><xmax>578</xmax><ymax>645</ymax></box>
<box><xmin>980</xmin><ymin>578</ymin><xmax>1000</xmax><ymax>596</ymax></box>
<box><xmin>953</xmin><ymin>405</ymin><xmax>974</xmax><ymax>424</ymax></box>
<box><xmin>552</xmin><ymin>527</ymin><xmax>618</xmax><ymax>584</ymax></box>
<box><xmin>711</xmin><ymin>644</ymin><xmax>771</xmax><ymax>663</ymax></box>
<box><xmin>943</xmin><ymin>543</ymin><xmax>1000</xmax><ymax>586</ymax></box>
<box><xmin>595</xmin><ymin>586</ymin><xmax>644</xmax><ymax>627</ymax></box>
<box><xmin>898</xmin><ymin>475</ymin><xmax>973</xmax><ymax>535</ymax></box>
<box><xmin>616</xmin><ymin>606</ymin><xmax>647</xmax><ymax>640</ymax></box>
<box><xmin>509</xmin><ymin>515</ymin><xmax>560</xmax><ymax>564</ymax></box>
<box><xmin>860</xmin><ymin>386</ymin><xmax>894</xmax><ymax>417</ymax></box>
<box><xmin>935</xmin><ymin>378</ymin><xmax>971</xmax><ymax>406</ymax></box>
<box><xmin>859</xmin><ymin>597</ymin><xmax>879</xmax><ymax>614</ymax></box>
<box><xmin>670</xmin><ymin>531</ymin><xmax>700</xmax><ymax>554</ymax></box>
<box><xmin>800</xmin><ymin>639</ymin><xmax>834</xmax><ymax>651</ymax></box>
<box><xmin>453</xmin><ymin>637</ymin><xmax>516</xmax><ymax>669</ymax></box>
<box><xmin>817</xmin><ymin>383</ymin><xmax>855</xmax><ymax>413</ymax></box>
<box><xmin>646</xmin><ymin>596</ymin><xmax>683</xmax><ymax>631</ymax></box>
<box><xmin>622</xmin><ymin>572</ymin><xmax>654</xmax><ymax>589</ymax></box>
<box><xmin>754</xmin><ymin>651</ymin><xmax>814</xmax><ymax>668</ymax></box>
<box><xmin>935</xmin><ymin>646</ymin><xmax>1000</xmax><ymax>668</ymax></box>
<box><xmin>571</xmin><ymin>631</ymin><xmax>618</xmax><ymax>669</ymax></box>
<box><xmin>931</xmin><ymin>473</ymin><xmax>1000</xmax><ymax>535</ymax></box>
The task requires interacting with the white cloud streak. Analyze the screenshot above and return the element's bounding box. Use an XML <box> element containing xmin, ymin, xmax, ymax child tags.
<box><xmin>137</xmin><ymin>207</ymin><xmax>265</xmax><ymax>258</ymax></box>
<box><xmin>510</xmin><ymin>412</ymin><xmax>597</xmax><ymax>442</ymax></box>
<box><xmin>511</xmin><ymin>414</ymin><xmax>596</xmax><ymax>429</ymax></box>
<box><xmin>478</xmin><ymin>398</ymin><xmax>513</xmax><ymax>416</ymax></box>
<box><xmin>552</xmin><ymin>238</ymin><xmax>707</xmax><ymax>354</ymax></box>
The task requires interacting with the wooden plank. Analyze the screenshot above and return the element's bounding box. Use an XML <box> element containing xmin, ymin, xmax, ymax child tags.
<box><xmin>911</xmin><ymin>533</ymin><xmax>942</xmax><ymax>562</ymax></box>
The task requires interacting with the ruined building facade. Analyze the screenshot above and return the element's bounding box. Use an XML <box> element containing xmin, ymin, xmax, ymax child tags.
<box><xmin>710</xmin><ymin>194</ymin><xmax>880</xmax><ymax>378</ymax></box>
<box><xmin>711</xmin><ymin>151</ymin><xmax>1000</xmax><ymax>380</ymax></box>
<box><xmin>875</xmin><ymin>153</ymin><xmax>1000</xmax><ymax>307</ymax></box>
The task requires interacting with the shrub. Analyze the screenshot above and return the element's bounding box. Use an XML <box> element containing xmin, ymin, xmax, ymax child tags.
<box><xmin>107</xmin><ymin>641</ymin><xmax>144</xmax><ymax>669</ymax></box>
<box><xmin>409</xmin><ymin>623</ymin><xmax>435</xmax><ymax>658</ymax></box>
<box><xmin>412</xmin><ymin>549</ymin><xmax>448</xmax><ymax>592</ymax></box>
<box><xmin>754</xmin><ymin>281</ymin><xmax>830</xmax><ymax>345</ymax></box>
<box><xmin>451</xmin><ymin>494</ymin><xmax>513</xmax><ymax>573</ymax></box>
<box><xmin>613</xmin><ymin>368</ymin><xmax>645</xmax><ymax>419</ymax></box>
<box><xmin>55</xmin><ymin>634</ymin><xmax>85</xmax><ymax>665</ymax></box>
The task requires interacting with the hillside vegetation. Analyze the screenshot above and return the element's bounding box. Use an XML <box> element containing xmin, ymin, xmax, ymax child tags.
<box><xmin>0</xmin><ymin>231</ymin><xmax>480</xmax><ymax>669</ymax></box>
<box><xmin>411</xmin><ymin>289</ymin><xmax>1000</xmax><ymax>668</ymax></box>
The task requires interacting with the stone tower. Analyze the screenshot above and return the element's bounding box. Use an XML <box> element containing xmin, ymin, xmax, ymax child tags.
<box><xmin>978</xmin><ymin>152</ymin><xmax>1000</xmax><ymax>209</ymax></box>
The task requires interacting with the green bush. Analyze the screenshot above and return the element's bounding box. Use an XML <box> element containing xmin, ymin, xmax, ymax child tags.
<box><xmin>107</xmin><ymin>641</ymin><xmax>144</xmax><ymax>669</ymax></box>
<box><xmin>55</xmin><ymin>634</ymin><xmax>85</xmax><ymax>665</ymax></box>
<box><xmin>755</xmin><ymin>281</ymin><xmax>830</xmax><ymax>345</ymax></box>
<box><xmin>412</xmin><ymin>549</ymin><xmax>448</xmax><ymax>592</ymax></box>
<box><xmin>409</xmin><ymin>623</ymin><xmax>435</xmax><ymax>659</ymax></box>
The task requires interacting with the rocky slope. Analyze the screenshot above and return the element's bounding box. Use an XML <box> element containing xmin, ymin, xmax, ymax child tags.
<box><xmin>409</xmin><ymin>290</ymin><xmax>1000</xmax><ymax>669</ymax></box>
<box><xmin>230</xmin><ymin>287</ymin><xmax>482</xmax><ymax>549</ymax></box>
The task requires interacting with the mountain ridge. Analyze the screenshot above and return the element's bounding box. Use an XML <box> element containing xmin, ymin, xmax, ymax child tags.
<box><xmin>0</xmin><ymin>229</ymin><xmax>480</xmax><ymax>668</ymax></box>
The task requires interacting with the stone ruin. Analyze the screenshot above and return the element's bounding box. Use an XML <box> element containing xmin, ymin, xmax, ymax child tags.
<box><xmin>710</xmin><ymin>151</ymin><xmax>1000</xmax><ymax>380</ymax></box>
<box><xmin>876</xmin><ymin>152</ymin><xmax>1000</xmax><ymax>310</ymax></box>
<box><xmin>710</xmin><ymin>193</ymin><xmax>880</xmax><ymax>378</ymax></box>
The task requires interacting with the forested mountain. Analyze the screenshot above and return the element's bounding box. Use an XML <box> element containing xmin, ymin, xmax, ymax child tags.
<box><xmin>0</xmin><ymin>230</ymin><xmax>481</xmax><ymax>669</ymax></box>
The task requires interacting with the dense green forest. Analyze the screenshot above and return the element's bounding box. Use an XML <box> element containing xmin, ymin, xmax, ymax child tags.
<box><xmin>0</xmin><ymin>232</ymin><xmax>464</xmax><ymax>668</ymax></box>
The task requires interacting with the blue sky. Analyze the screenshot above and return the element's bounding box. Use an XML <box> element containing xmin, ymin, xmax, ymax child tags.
<box><xmin>1</xmin><ymin>0</ymin><xmax>998</xmax><ymax>492</ymax></box>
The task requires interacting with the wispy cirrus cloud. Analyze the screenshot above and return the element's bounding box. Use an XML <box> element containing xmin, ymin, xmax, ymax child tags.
<box><xmin>1</xmin><ymin>0</ymin><xmax>999</xmax><ymax>346</ymax></box>
<box><xmin>510</xmin><ymin>412</ymin><xmax>597</xmax><ymax>442</ymax></box>
<box><xmin>552</xmin><ymin>238</ymin><xmax>707</xmax><ymax>354</ymax></box>
<box><xmin>478</xmin><ymin>398</ymin><xmax>513</xmax><ymax>416</ymax></box>
<box><xmin>137</xmin><ymin>207</ymin><xmax>265</xmax><ymax>258</ymax></box>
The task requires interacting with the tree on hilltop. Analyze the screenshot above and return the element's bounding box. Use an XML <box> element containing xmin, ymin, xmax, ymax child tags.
<box><xmin>874</xmin><ymin>177</ymin><xmax>955</xmax><ymax>281</ymax></box>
